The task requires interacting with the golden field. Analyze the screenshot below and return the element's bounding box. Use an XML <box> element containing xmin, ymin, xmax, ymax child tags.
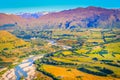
<box><xmin>41</xmin><ymin>64</ymin><xmax>120</xmax><ymax>80</ymax></box>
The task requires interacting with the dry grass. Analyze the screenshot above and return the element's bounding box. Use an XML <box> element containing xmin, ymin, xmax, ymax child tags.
<box><xmin>0</xmin><ymin>30</ymin><xmax>30</xmax><ymax>51</ymax></box>
<box><xmin>34</xmin><ymin>71</ymin><xmax>53</xmax><ymax>80</ymax></box>
<box><xmin>52</xmin><ymin>57</ymin><xmax>78</xmax><ymax>64</ymax></box>
<box><xmin>62</xmin><ymin>51</ymin><xmax>72</xmax><ymax>55</ymax></box>
<box><xmin>105</xmin><ymin>42</ymin><xmax>120</xmax><ymax>53</ymax></box>
<box><xmin>75</xmin><ymin>49</ymin><xmax>88</xmax><ymax>54</ymax></box>
<box><xmin>42</xmin><ymin>64</ymin><xmax>119</xmax><ymax>80</ymax></box>
<box><xmin>90</xmin><ymin>46</ymin><xmax>102</xmax><ymax>53</ymax></box>
<box><xmin>0</xmin><ymin>56</ymin><xmax>18</xmax><ymax>62</ymax></box>
<box><xmin>87</xmin><ymin>39</ymin><xmax>104</xmax><ymax>43</ymax></box>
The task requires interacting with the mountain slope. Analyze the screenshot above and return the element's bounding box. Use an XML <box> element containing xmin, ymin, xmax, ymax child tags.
<box><xmin>38</xmin><ymin>6</ymin><xmax>120</xmax><ymax>29</ymax></box>
<box><xmin>0</xmin><ymin>13</ymin><xmax>27</xmax><ymax>26</ymax></box>
<box><xmin>0</xmin><ymin>30</ymin><xmax>29</xmax><ymax>51</ymax></box>
<box><xmin>0</xmin><ymin>6</ymin><xmax>120</xmax><ymax>29</ymax></box>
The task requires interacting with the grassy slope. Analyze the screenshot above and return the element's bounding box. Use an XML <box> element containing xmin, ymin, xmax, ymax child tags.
<box><xmin>0</xmin><ymin>30</ymin><xmax>30</xmax><ymax>63</ymax></box>
<box><xmin>0</xmin><ymin>30</ymin><xmax>29</xmax><ymax>51</ymax></box>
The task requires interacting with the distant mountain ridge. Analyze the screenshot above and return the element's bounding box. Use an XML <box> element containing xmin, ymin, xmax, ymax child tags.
<box><xmin>0</xmin><ymin>6</ymin><xmax>120</xmax><ymax>29</ymax></box>
<box><xmin>38</xmin><ymin>6</ymin><xmax>120</xmax><ymax>29</ymax></box>
<box><xmin>17</xmin><ymin>12</ymin><xmax>49</xmax><ymax>19</ymax></box>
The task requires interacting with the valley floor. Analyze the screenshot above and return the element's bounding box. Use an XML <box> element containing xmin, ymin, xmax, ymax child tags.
<box><xmin>0</xmin><ymin>54</ymin><xmax>44</xmax><ymax>80</ymax></box>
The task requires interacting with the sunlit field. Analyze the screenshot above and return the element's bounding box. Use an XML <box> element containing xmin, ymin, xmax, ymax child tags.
<box><xmin>35</xmin><ymin>28</ymin><xmax>120</xmax><ymax>80</ymax></box>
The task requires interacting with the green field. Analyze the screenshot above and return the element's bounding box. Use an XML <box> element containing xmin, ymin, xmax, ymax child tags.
<box><xmin>35</xmin><ymin>28</ymin><xmax>120</xmax><ymax>80</ymax></box>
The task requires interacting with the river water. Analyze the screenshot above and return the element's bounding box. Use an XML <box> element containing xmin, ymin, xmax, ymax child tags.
<box><xmin>8</xmin><ymin>54</ymin><xmax>43</xmax><ymax>80</ymax></box>
<box><xmin>1</xmin><ymin>39</ymin><xmax>71</xmax><ymax>80</ymax></box>
<box><xmin>15</xmin><ymin>57</ymin><xmax>34</xmax><ymax>80</ymax></box>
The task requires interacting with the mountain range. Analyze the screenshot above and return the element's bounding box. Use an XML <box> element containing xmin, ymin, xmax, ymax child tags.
<box><xmin>17</xmin><ymin>12</ymin><xmax>49</xmax><ymax>19</ymax></box>
<box><xmin>0</xmin><ymin>6</ymin><xmax>120</xmax><ymax>30</ymax></box>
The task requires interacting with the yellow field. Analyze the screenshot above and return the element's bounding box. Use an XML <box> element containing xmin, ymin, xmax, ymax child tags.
<box><xmin>91</xmin><ymin>32</ymin><xmax>102</xmax><ymax>39</ymax></box>
<box><xmin>87</xmin><ymin>39</ymin><xmax>104</xmax><ymax>43</ymax></box>
<box><xmin>0</xmin><ymin>56</ymin><xmax>18</xmax><ymax>62</ymax></box>
<box><xmin>42</xmin><ymin>64</ymin><xmax>120</xmax><ymax>80</ymax></box>
<box><xmin>52</xmin><ymin>57</ymin><xmax>79</xmax><ymax>64</ymax></box>
<box><xmin>34</xmin><ymin>71</ymin><xmax>52</xmax><ymax>80</ymax></box>
<box><xmin>105</xmin><ymin>42</ymin><xmax>120</xmax><ymax>53</ymax></box>
<box><xmin>62</xmin><ymin>51</ymin><xmax>72</xmax><ymax>55</ymax></box>
<box><xmin>75</xmin><ymin>49</ymin><xmax>88</xmax><ymax>54</ymax></box>
<box><xmin>90</xmin><ymin>46</ymin><xmax>102</xmax><ymax>53</ymax></box>
<box><xmin>104</xmin><ymin>33</ymin><xmax>116</xmax><ymax>37</ymax></box>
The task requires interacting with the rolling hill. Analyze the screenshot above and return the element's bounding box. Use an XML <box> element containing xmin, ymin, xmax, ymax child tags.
<box><xmin>0</xmin><ymin>30</ymin><xmax>29</xmax><ymax>51</ymax></box>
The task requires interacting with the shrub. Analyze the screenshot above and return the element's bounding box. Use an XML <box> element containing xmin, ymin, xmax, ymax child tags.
<box><xmin>77</xmin><ymin>67</ymin><xmax>107</xmax><ymax>76</ymax></box>
<box><xmin>98</xmin><ymin>67</ymin><xmax>113</xmax><ymax>74</ymax></box>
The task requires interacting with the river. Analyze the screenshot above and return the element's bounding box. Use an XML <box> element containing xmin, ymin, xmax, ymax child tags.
<box><xmin>1</xmin><ymin>54</ymin><xmax>44</xmax><ymax>80</ymax></box>
<box><xmin>1</xmin><ymin>39</ymin><xmax>72</xmax><ymax>80</ymax></box>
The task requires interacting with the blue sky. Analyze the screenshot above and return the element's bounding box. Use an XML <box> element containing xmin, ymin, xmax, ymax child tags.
<box><xmin>0</xmin><ymin>0</ymin><xmax>120</xmax><ymax>14</ymax></box>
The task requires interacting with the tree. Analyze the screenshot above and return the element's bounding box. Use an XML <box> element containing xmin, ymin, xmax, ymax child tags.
<box><xmin>77</xmin><ymin>37</ymin><xmax>85</xmax><ymax>46</ymax></box>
